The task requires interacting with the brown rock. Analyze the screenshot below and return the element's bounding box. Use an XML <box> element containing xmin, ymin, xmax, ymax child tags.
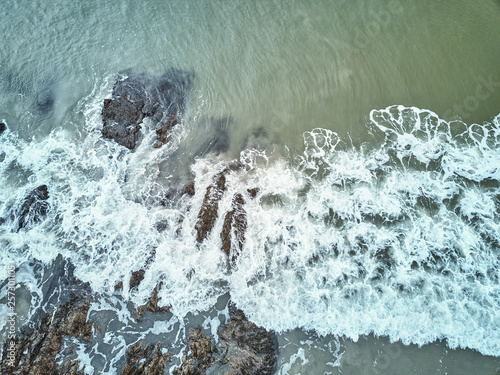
<box><xmin>221</xmin><ymin>193</ymin><xmax>247</xmax><ymax>261</ymax></box>
<box><xmin>137</xmin><ymin>282</ymin><xmax>171</xmax><ymax>318</ymax></box>
<box><xmin>217</xmin><ymin>302</ymin><xmax>276</xmax><ymax>374</ymax></box>
<box><xmin>185</xmin><ymin>181</ymin><xmax>195</xmax><ymax>196</ymax></box>
<box><xmin>195</xmin><ymin>171</ymin><xmax>227</xmax><ymax>243</ymax></box>
<box><xmin>173</xmin><ymin>328</ymin><xmax>216</xmax><ymax>375</ymax></box>
<box><xmin>1</xmin><ymin>295</ymin><xmax>93</xmax><ymax>375</ymax></box>
<box><xmin>130</xmin><ymin>269</ymin><xmax>145</xmax><ymax>290</ymax></box>
<box><xmin>247</xmin><ymin>188</ymin><xmax>260</xmax><ymax>199</ymax></box>
<box><xmin>121</xmin><ymin>343</ymin><xmax>168</xmax><ymax>375</ymax></box>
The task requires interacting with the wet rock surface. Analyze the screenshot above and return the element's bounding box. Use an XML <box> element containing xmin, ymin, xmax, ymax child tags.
<box><xmin>129</xmin><ymin>269</ymin><xmax>146</xmax><ymax>290</ymax></box>
<box><xmin>195</xmin><ymin>171</ymin><xmax>227</xmax><ymax>243</ymax></box>
<box><xmin>102</xmin><ymin>69</ymin><xmax>192</xmax><ymax>149</ymax></box>
<box><xmin>221</xmin><ymin>193</ymin><xmax>247</xmax><ymax>262</ymax></box>
<box><xmin>15</xmin><ymin>184</ymin><xmax>50</xmax><ymax>232</ymax></box>
<box><xmin>137</xmin><ymin>282</ymin><xmax>171</xmax><ymax>318</ymax></box>
<box><xmin>1</xmin><ymin>293</ymin><xmax>93</xmax><ymax>375</ymax></box>
<box><xmin>0</xmin><ymin>122</ymin><xmax>6</xmax><ymax>134</ymax></box>
<box><xmin>175</xmin><ymin>302</ymin><xmax>277</xmax><ymax>375</ymax></box>
<box><xmin>174</xmin><ymin>328</ymin><xmax>216</xmax><ymax>375</ymax></box>
<box><xmin>121</xmin><ymin>342</ymin><xmax>170</xmax><ymax>375</ymax></box>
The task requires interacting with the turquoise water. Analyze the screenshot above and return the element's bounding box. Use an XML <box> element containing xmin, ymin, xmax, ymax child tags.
<box><xmin>1</xmin><ymin>0</ymin><xmax>499</xmax><ymax>373</ymax></box>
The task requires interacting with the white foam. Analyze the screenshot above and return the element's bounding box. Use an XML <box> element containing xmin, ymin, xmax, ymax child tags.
<box><xmin>1</xmin><ymin>104</ymin><xmax>499</xmax><ymax>358</ymax></box>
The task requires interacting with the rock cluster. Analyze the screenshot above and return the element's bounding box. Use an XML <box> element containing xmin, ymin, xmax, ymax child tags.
<box><xmin>174</xmin><ymin>302</ymin><xmax>277</xmax><ymax>374</ymax></box>
<box><xmin>195</xmin><ymin>171</ymin><xmax>227</xmax><ymax>243</ymax></box>
<box><xmin>15</xmin><ymin>184</ymin><xmax>50</xmax><ymax>232</ymax></box>
<box><xmin>1</xmin><ymin>294</ymin><xmax>92</xmax><ymax>375</ymax></box>
<box><xmin>121</xmin><ymin>342</ymin><xmax>171</xmax><ymax>375</ymax></box>
<box><xmin>102</xmin><ymin>69</ymin><xmax>192</xmax><ymax>150</ymax></box>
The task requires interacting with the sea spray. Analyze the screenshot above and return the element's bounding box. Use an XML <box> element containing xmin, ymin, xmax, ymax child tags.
<box><xmin>0</xmin><ymin>103</ymin><xmax>499</xmax><ymax>358</ymax></box>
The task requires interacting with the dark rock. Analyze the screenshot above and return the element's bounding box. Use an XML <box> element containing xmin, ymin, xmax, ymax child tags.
<box><xmin>1</xmin><ymin>295</ymin><xmax>93</xmax><ymax>375</ymax></box>
<box><xmin>195</xmin><ymin>171</ymin><xmax>227</xmax><ymax>243</ymax></box>
<box><xmin>137</xmin><ymin>282</ymin><xmax>171</xmax><ymax>318</ymax></box>
<box><xmin>217</xmin><ymin>303</ymin><xmax>277</xmax><ymax>375</ymax></box>
<box><xmin>102</xmin><ymin>69</ymin><xmax>192</xmax><ymax>150</ymax></box>
<box><xmin>247</xmin><ymin>188</ymin><xmax>259</xmax><ymax>199</ymax></box>
<box><xmin>114</xmin><ymin>281</ymin><xmax>124</xmax><ymax>290</ymax></box>
<box><xmin>174</xmin><ymin>302</ymin><xmax>276</xmax><ymax>375</ymax></box>
<box><xmin>121</xmin><ymin>343</ymin><xmax>169</xmax><ymax>375</ymax></box>
<box><xmin>0</xmin><ymin>122</ymin><xmax>6</xmax><ymax>134</ymax></box>
<box><xmin>185</xmin><ymin>181</ymin><xmax>195</xmax><ymax>196</ymax></box>
<box><xmin>154</xmin><ymin>114</ymin><xmax>178</xmax><ymax>148</ymax></box>
<box><xmin>129</xmin><ymin>269</ymin><xmax>145</xmax><ymax>290</ymax></box>
<box><xmin>221</xmin><ymin>193</ymin><xmax>247</xmax><ymax>262</ymax></box>
<box><xmin>173</xmin><ymin>328</ymin><xmax>216</xmax><ymax>375</ymax></box>
<box><xmin>15</xmin><ymin>184</ymin><xmax>50</xmax><ymax>232</ymax></box>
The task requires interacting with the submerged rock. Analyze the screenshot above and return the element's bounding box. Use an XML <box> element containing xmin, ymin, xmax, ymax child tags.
<box><xmin>102</xmin><ymin>69</ymin><xmax>192</xmax><ymax>150</ymax></box>
<box><xmin>221</xmin><ymin>193</ymin><xmax>247</xmax><ymax>262</ymax></box>
<box><xmin>174</xmin><ymin>302</ymin><xmax>276</xmax><ymax>374</ymax></box>
<box><xmin>37</xmin><ymin>87</ymin><xmax>55</xmax><ymax>116</ymax></box>
<box><xmin>195</xmin><ymin>171</ymin><xmax>227</xmax><ymax>243</ymax></box>
<box><xmin>121</xmin><ymin>343</ymin><xmax>170</xmax><ymax>375</ymax></box>
<box><xmin>1</xmin><ymin>294</ymin><xmax>93</xmax><ymax>375</ymax></box>
<box><xmin>15</xmin><ymin>184</ymin><xmax>50</xmax><ymax>232</ymax></box>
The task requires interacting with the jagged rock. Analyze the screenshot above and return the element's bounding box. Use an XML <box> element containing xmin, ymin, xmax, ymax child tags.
<box><xmin>216</xmin><ymin>302</ymin><xmax>276</xmax><ymax>374</ymax></box>
<box><xmin>221</xmin><ymin>193</ymin><xmax>247</xmax><ymax>261</ymax></box>
<box><xmin>15</xmin><ymin>184</ymin><xmax>50</xmax><ymax>232</ymax></box>
<box><xmin>102</xmin><ymin>69</ymin><xmax>192</xmax><ymax>150</ymax></box>
<box><xmin>0</xmin><ymin>122</ymin><xmax>6</xmax><ymax>134</ymax></box>
<box><xmin>1</xmin><ymin>294</ymin><xmax>93</xmax><ymax>375</ymax></box>
<box><xmin>121</xmin><ymin>343</ymin><xmax>169</xmax><ymax>375</ymax></box>
<box><xmin>173</xmin><ymin>328</ymin><xmax>216</xmax><ymax>375</ymax></box>
<box><xmin>154</xmin><ymin>114</ymin><xmax>178</xmax><ymax>148</ymax></box>
<box><xmin>195</xmin><ymin>171</ymin><xmax>227</xmax><ymax>243</ymax></box>
<box><xmin>185</xmin><ymin>181</ymin><xmax>195</xmax><ymax>196</ymax></box>
<box><xmin>247</xmin><ymin>188</ymin><xmax>259</xmax><ymax>199</ymax></box>
<box><xmin>137</xmin><ymin>282</ymin><xmax>171</xmax><ymax>318</ymax></box>
<box><xmin>129</xmin><ymin>269</ymin><xmax>145</xmax><ymax>290</ymax></box>
<box><xmin>174</xmin><ymin>303</ymin><xmax>276</xmax><ymax>375</ymax></box>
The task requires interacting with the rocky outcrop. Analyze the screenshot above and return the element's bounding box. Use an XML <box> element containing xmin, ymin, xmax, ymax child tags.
<box><xmin>174</xmin><ymin>328</ymin><xmax>216</xmax><ymax>375</ymax></box>
<box><xmin>221</xmin><ymin>193</ymin><xmax>247</xmax><ymax>262</ymax></box>
<box><xmin>137</xmin><ymin>282</ymin><xmax>171</xmax><ymax>318</ymax></box>
<box><xmin>129</xmin><ymin>269</ymin><xmax>145</xmax><ymax>290</ymax></box>
<box><xmin>184</xmin><ymin>181</ymin><xmax>195</xmax><ymax>197</ymax></box>
<box><xmin>0</xmin><ymin>122</ymin><xmax>6</xmax><ymax>134</ymax></box>
<box><xmin>15</xmin><ymin>184</ymin><xmax>50</xmax><ymax>232</ymax></box>
<box><xmin>174</xmin><ymin>303</ymin><xmax>276</xmax><ymax>375</ymax></box>
<box><xmin>102</xmin><ymin>69</ymin><xmax>192</xmax><ymax>150</ymax></box>
<box><xmin>1</xmin><ymin>294</ymin><xmax>93</xmax><ymax>375</ymax></box>
<box><xmin>154</xmin><ymin>114</ymin><xmax>178</xmax><ymax>148</ymax></box>
<box><xmin>195</xmin><ymin>171</ymin><xmax>227</xmax><ymax>243</ymax></box>
<box><xmin>121</xmin><ymin>343</ymin><xmax>170</xmax><ymax>375</ymax></box>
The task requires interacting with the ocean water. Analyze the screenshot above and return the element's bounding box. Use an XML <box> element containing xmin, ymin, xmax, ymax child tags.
<box><xmin>1</xmin><ymin>0</ymin><xmax>500</xmax><ymax>374</ymax></box>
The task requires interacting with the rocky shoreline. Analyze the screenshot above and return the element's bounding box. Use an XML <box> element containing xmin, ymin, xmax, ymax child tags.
<box><xmin>2</xmin><ymin>70</ymin><xmax>276</xmax><ymax>374</ymax></box>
